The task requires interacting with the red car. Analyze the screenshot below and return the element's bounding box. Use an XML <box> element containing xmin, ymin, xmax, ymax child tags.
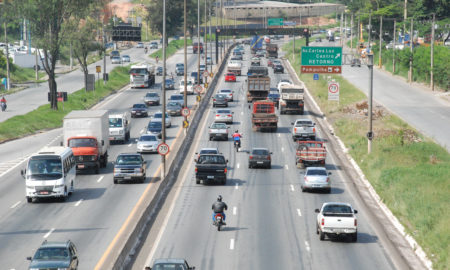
<box><xmin>224</xmin><ymin>72</ymin><xmax>236</xmax><ymax>82</ymax></box>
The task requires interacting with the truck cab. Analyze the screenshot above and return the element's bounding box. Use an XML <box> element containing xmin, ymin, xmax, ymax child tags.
<box><xmin>129</xmin><ymin>64</ymin><xmax>155</xmax><ymax>88</ymax></box>
<box><xmin>108</xmin><ymin>112</ymin><xmax>131</xmax><ymax>144</ymax></box>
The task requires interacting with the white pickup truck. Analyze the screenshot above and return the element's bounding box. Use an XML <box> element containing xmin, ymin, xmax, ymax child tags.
<box><xmin>291</xmin><ymin>118</ymin><xmax>316</xmax><ymax>141</ymax></box>
<box><xmin>315</xmin><ymin>202</ymin><xmax>358</xmax><ymax>242</ymax></box>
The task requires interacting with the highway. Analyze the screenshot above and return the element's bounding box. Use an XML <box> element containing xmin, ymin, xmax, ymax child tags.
<box><xmin>132</xmin><ymin>43</ymin><xmax>403</xmax><ymax>270</ymax></box>
<box><xmin>0</xmin><ymin>42</ymin><xmax>215</xmax><ymax>269</ymax></box>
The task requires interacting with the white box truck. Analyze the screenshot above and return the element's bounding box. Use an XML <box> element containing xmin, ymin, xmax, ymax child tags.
<box><xmin>108</xmin><ymin>111</ymin><xmax>131</xmax><ymax>144</ymax></box>
<box><xmin>63</xmin><ymin>110</ymin><xmax>110</xmax><ymax>174</ymax></box>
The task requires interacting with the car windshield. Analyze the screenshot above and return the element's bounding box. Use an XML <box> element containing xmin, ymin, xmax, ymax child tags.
<box><xmin>170</xmin><ymin>95</ymin><xmax>183</xmax><ymax>100</ymax></box>
<box><xmin>211</xmin><ymin>123</ymin><xmax>227</xmax><ymax>129</ymax></box>
<box><xmin>27</xmin><ymin>156</ymin><xmax>63</xmax><ymax>180</ymax></box>
<box><xmin>148</xmin><ymin>122</ymin><xmax>162</xmax><ymax>128</ymax></box>
<box><xmin>216</xmin><ymin>94</ymin><xmax>226</xmax><ymax>99</ymax></box>
<box><xmin>165</xmin><ymin>79</ymin><xmax>173</xmax><ymax>84</ymax></box>
<box><xmin>197</xmin><ymin>155</ymin><xmax>225</xmax><ymax>164</ymax></box>
<box><xmin>152</xmin><ymin>263</ymin><xmax>187</xmax><ymax>270</ymax></box>
<box><xmin>176</xmin><ymin>63</ymin><xmax>184</xmax><ymax>68</ymax></box>
<box><xmin>220</xmin><ymin>90</ymin><xmax>231</xmax><ymax>93</ymax></box>
<box><xmin>200</xmin><ymin>149</ymin><xmax>218</xmax><ymax>155</ymax></box>
<box><xmin>217</xmin><ymin>110</ymin><xmax>230</xmax><ymax>114</ymax></box>
<box><xmin>295</xmin><ymin>120</ymin><xmax>313</xmax><ymax>126</ymax></box>
<box><xmin>116</xmin><ymin>155</ymin><xmax>142</xmax><ymax>165</ymax></box>
<box><xmin>146</xmin><ymin>93</ymin><xmax>158</xmax><ymax>97</ymax></box>
<box><xmin>168</xmin><ymin>102</ymin><xmax>180</xmax><ymax>107</ymax></box>
<box><xmin>307</xmin><ymin>169</ymin><xmax>327</xmax><ymax>176</ymax></box>
<box><xmin>68</xmin><ymin>138</ymin><xmax>96</xmax><ymax>148</ymax></box>
<box><xmin>140</xmin><ymin>135</ymin><xmax>157</xmax><ymax>142</ymax></box>
<box><xmin>33</xmin><ymin>247</ymin><xmax>70</xmax><ymax>260</ymax></box>
<box><xmin>154</xmin><ymin>112</ymin><xmax>168</xmax><ymax>119</ymax></box>
<box><xmin>252</xmin><ymin>149</ymin><xmax>268</xmax><ymax>155</ymax></box>
<box><xmin>323</xmin><ymin>205</ymin><xmax>353</xmax><ymax>216</ymax></box>
<box><xmin>122</xmin><ymin>55</ymin><xmax>129</xmax><ymax>58</ymax></box>
<box><xmin>109</xmin><ymin>118</ymin><xmax>123</xmax><ymax>128</ymax></box>
<box><xmin>133</xmin><ymin>104</ymin><xmax>146</xmax><ymax>108</ymax></box>
<box><xmin>130</xmin><ymin>68</ymin><xmax>147</xmax><ymax>74</ymax></box>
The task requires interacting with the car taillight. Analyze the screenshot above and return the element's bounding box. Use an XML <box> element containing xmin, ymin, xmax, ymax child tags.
<box><xmin>227</xmin><ymin>114</ymin><xmax>232</xmax><ymax>117</ymax></box>
<box><xmin>294</xmin><ymin>128</ymin><xmax>297</xmax><ymax>133</ymax></box>
<box><xmin>216</xmin><ymin>114</ymin><xmax>220</xmax><ymax>117</ymax></box>
<box><xmin>354</xmin><ymin>219</ymin><xmax>357</xmax><ymax>226</ymax></box>
<box><xmin>249</xmin><ymin>156</ymin><xmax>253</xmax><ymax>159</ymax></box>
<box><xmin>267</xmin><ymin>156</ymin><xmax>271</xmax><ymax>160</ymax></box>
<box><xmin>313</xmin><ymin>128</ymin><xmax>316</xmax><ymax>133</ymax></box>
<box><xmin>213</xmin><ymin>99</ymin><xmax>216</xmax><ymax>101</ymax></box>
<box><xmin>326</xmin><ymin>177</ymin><xmax>329</xmax><ymax>182</ymax></box>
<box><xmin>304</xmin><ymin>176</ymin><xmax>308</xmax><ymax>182</ymax></box>
<box><xmin>224</xmin><ymin>168</ymin><xmax>227</xmax><ymax>173</ymax></box>
<box><xmin>195</xmin><ymin>167</ymin><xmax>198</xmax><ymax>172</ymax></box>
<box><xmin>209</xmin><ymin>129</ymin><xmax>212</xmax><ymax>133</ymax></box>
<box><xmin>321</xmin><ymin>218</ymin><xmax>325</xmax><ymax>226</ymax></box>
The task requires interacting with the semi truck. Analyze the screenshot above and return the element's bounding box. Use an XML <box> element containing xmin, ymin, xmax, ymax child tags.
<box><xmin>129</xmin><ymin>64</ymin><xmax>155</xmax><ymax>88</ymax></box>
<box><xmin>266</xmin><ymin>43</ymin><xmax>278</xmax><ymax>58</ymax></box>
<box><xmin>251</xmin><ymin>101</ymin><xmax>278</xmax><ymax>132</ymax></box>
<box><xmin>279</xmin><ymin>83</ymin><xmax>305</xmax><ymax>114</ymax></box>
<box><xmin>246</xmin><ymin>75</ymin><xmax>270</xmax><ymax>103</ymax></box>
<box><xmin>63</xmin><ymin>110</ymin><xmax>110</xmax><ymax>174</ymax></box>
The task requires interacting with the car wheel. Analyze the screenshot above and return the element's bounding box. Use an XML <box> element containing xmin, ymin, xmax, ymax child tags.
<box><xmin>267</xmin><ymin>164</ymin><xmax>271</xmax><ymax>169</ymax></box>
<box><xmin>209</xmin><ymin>136</ymin><xmax>212</xmax><ymax>141</ymax></box>
<box><xmin>26</xmin><ymin>197</ymin><xmax>32</xmax><ymax>203</ymax></box>
<box><xmin>301</xmin><ymin>186</ymin><xmax>306</xmax><ymax>192</ymax></box>
<box><xmin>196</xmin><ymin>178</ymin><xmax>200</xmax><ymax>184</ymax></box>
<box><xmin>326</xmin><ymin>188</ymin><xmax>331</xmax><ymax>194</ymax></box>
<box><xmin>319</xmin><ymin>230</ymin><xmax>325</xmax><ymax>241</ymax></box>
<box><xmin>114</xmin><ymin>179</ymin><xmax>118</xmax><ymax>184</ymax></box>
<box><xmin>222</xmin><ymin>179</ymin><xmax>226</xmax><ymax>185</ymax></box>
<box><xmin>351</xmin><ymin>233</ymin><xmax>357</xmax><ymax>242</ymax></box>
<box><xmin>316</xmin><ymin>223</ymin><xmax>320</xmax><ymax>234</ymax></box>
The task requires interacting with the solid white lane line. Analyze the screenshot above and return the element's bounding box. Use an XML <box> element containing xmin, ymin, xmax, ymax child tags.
<box><xmin>97</xmin><ymin>176</ymin><xmax>104</xmax><ymax>183</ymax></box>
<box><xmin>241</xmin><ymin>111</ymin><xmax>243</xmax><ymax>115</ymax></box>
<box><xmin>285</xmin><ymin>164</ymin><xmax>289</xmax><ymax>170</ymax></box>
<box><xmin>233</xmin><ymin>207</ymin><xmax>237</xmax><ymax>215</ymax></box>
<box><xmin>235</xmin><ymin>183</ymin><xmax>239</xmax><ymax>190</ymax></box>
<box><xmin>74</xmin><ymin>199</ymin><xmax>83</xmax><ymax>207</ymax></box>
<box><xmin>290</xmin><ymin>184</ymin><xmax>295</xmax><ymax>191</ymax></box>
<box><xmin>297</xmin><ymin>209</ymin><xmax>302</xmax><ymax>217</ymax></box>
<box><xmin>237</xmin><ymin>163</ymin><xmax>240</xmax><ymax>169</ymax></box>
<box><xmin>281</xmin><ymin>147</ymin><xmax>284</xmax><ymax>152</ymax></box>
<box><xmin>305</xmin><ymin>241</ymin><xmax>310</xmax><ymax>252</ymax></box>
<box><xmin>10</xmin><ymin>201</ymin><xmax>21</xmax><ymax>209</ymax></box>
<box><xmin>230</xmin><ymin>239</ymin><xmax>235</xmax><ymax>250</ymax></box>
<box><xmin>43</xmin><ymin>228</ymin><xmax>55</xmax><ymax>238</ymax></box>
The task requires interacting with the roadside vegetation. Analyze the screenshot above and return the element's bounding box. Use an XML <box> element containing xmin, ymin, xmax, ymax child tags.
<box><xmin>0</xmin><ymin>66</ymin><xmax>130</xmax><ymax>142</ymax></box>
<box><xmin>283</xmin><ymin>40</ymin><xmax>449</xmax><ymax>269</ymax></box>
<box><xmin>150</xmin><ymin>39</ymin><xmax>193</xmax><ymax>60</ymax></box>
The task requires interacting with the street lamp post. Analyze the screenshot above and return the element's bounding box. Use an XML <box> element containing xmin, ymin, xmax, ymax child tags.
<box><xmin>197</xmin><ymin>0</ymin><xmax>201</xmax><ymax>87</ymax></box>
<box><xmin>367</xmin><ymin>54</ymin><xmax>374</xmax><ymax>154</ymax></box>
<box><xmin>184</xmin><ymin>0</ymin><xmax>187</xmax><ymax>114</ymax></box>
<box><xmin>161</xmin><ymin>0</ymin><xmax>167</xmax><ymax>179</ymax></box>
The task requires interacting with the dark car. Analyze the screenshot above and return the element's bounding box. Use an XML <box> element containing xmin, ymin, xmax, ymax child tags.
<box><xmin>147</xmin><ymin>120</ymin><xmax>162</xmax><ymax>138</ymax></box>
<box><xmin>231</xmin><ymin>51</ymin><xmax>243</xmax><ymax>61</ymax></box>
<box><xmin>195</xmin><ymin>154</ymin><xmax>228</xmax><ymax>185</ymax></box>
<box><xmin>213</xmin><ymin>94</ymin><xmax>228</xmax><ymax>107</ymax></box>
<box><xmin>190</xmin><ymin>71</ymin><xmax>203</xmax><ymax>84</ymax></box>
<box><xmin>316</xmin><ymin>37</ymin><xmax>322</xmax><ymax>42</ymax></box>
<box><xmin>165</xmin><ymin>78</ymin><xmax>175</xmax><ymax>90</ymax></box>
<box><xmin>110</xmin><ymin>50</ymin><xmax>120</xmax><ymax>59</ymax></box>
<box><xmin>130</xmin><ymin>103</ymin><xmax>148</xmax><ymax>118</ymax></box>
<box><xmin>166</xmin><ymin>101</ymin><xmax>182</xmax><ymax>116</ymax></box>
<box><xmin>27</xmin><ymin>240</ymin><xmax>79</xmax><ymax>270</ymax></box>
<box><xmin>351</xmin><ymin>58</ymin><xmax>361</xmax><ymax>67</ymax></box>
<box><xmin>175</xmin><ymin>66</ymin><xmax>184</xmax><ymax>76</ymax></box>
<box><xmin>148</xmin><ymin>258</ymin><xmax>195</xmax><ymax>270</ymax></box>
<box><xmin>156</xmin><ymin>66</ymin><xmax>165</xmax><ymax>76</ymax></box>
<box><xmin>113</xmin><ymin>153</ymin><xmax>146</xmax><ymax>184</ymax></box>
<box><xmin>268</xmin><ymin>90</ymin><xmax>280</xmax><ymax>107</ymax></box>
<box><xmin>248</xmin><ymin>148</ymin><xmax>272</xmax><ymax>169</ymax></box>
<box><xmin>273</xmin><ymin>64</ymin><xmax>284</xmax><ymax>73</ymax></box>
<box><xmin>267</xmin><ymin>57</ymin><xmax>276</xmax><ymax>67</ymax></box>
<box><xmin>149</xmin><ymin>41</ymin><xmax>158</xmax><ymax>49</ymax></box>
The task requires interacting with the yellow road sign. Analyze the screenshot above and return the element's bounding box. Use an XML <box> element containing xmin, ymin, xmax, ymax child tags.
<box><xmin>183</xmin><ymin>120</ymin><xmax>189</xmax><ymax>128</ymax></box>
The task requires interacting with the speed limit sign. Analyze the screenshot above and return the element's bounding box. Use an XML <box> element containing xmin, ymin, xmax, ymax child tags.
<box><xmin>194</xmin><ymin>84</ymin><xmax>203</xmax><ymax>94</ymax></box>
<box><xmin>157</xmin><ymin>143</ymin><xmax>170</xmax><ymax>155</ymax></box>
<box><xmin>181</xmin><ymin>107</ymin><xmax>190</xmax><ymax>117</ymax></box>
<box><xmin>328</xmin><ymin>82</ymin><xmax>340</xmax><ymax>101</ymax></box>
<box><xmin>203</xmin><ymin>70</ymin><xmax>209</xmax><ymax>78</ymax></box>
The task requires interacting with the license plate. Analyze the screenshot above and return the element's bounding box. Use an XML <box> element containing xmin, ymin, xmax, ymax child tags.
<box><xmin>257</xmin><ymin>161</ymin><xmax>263</xmax><ymax>164</ymax></box>
<box><xmin>78</xmin><ymin>164</ymin><xmax>85</xmax><ymax>169</ymax></box>
<box><xmin>109</xmin><ymin>137</ymin><xmax>114</xmax><ymax>140</ymax></box>
<box><xmin>136</xmin><ymin>113</ymin><xmax>141</xmax><ymax>115</ymax></box>
<box><xmin>40</xmin><ymin>191</ymin><xmax>49</xmax><ymax>195</ymax></box>
<box><xmin>207</xmin><ymin>176</ymin><xmax>214</xmax><ymax>179</ymax></box>
<box><xmin>124</xmin><ymin>176</ymin><xmax>131</xmax><ymax>180</ymax></box>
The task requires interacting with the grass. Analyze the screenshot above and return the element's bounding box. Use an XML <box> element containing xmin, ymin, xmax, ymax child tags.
<box><xmin>283</xmin><ymin>40</ymin><xmax>450</xmax><ymax>269</ymax></box>
<box><xmin>0</xmin><ymin>66</ymin><xmax>130</xmax><ymax>142</ymax></box>
<box><xmin>150</xmin><ymin>39</ymin><xmax>193</xmax><ymax>60</ymax></box>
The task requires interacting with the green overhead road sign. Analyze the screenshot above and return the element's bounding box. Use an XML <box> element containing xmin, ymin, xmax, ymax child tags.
<box><xmin>268</xmin><ymin>18</ymin><xmax>283</xmax><ymax>26</ymax></box>
<box><xmin>301</xmin><ymin>46</ymin><xmax>342</xmax><ymax>66</ymax></box>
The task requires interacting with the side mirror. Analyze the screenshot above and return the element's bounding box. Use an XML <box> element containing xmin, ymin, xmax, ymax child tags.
<box><xmin>194</xmin><ymin>159</ymin><xmax>198</xmax><ymax>163</ymax></box>
<box><xmin>270</xmin><ymin>152</ymin><xmax>273</xmax><ymax>154</ymax></box>
<box><xmin>195</xmin><ymin>152</ymin><xmax>198</xmax><ymax>155</ymax></box>
<box><xmin>314</xmin><ymin>123</ymin><xmax>316</xmax><ymax>125</ymax></box>
<box><xmin>328</xmin><ymin>172</ymin><xmax>332</xmax><ymax>175</ymax></box>
<box><xmin>60</xmin><ymin>141</ymin><xmax>63</xmax><ymax>146</ymax></box>
<box><xmin>291</xmin><ymin>122</ymin><xmax>294</xmax><ymax>125</ymax></box>
<box><xmin>143</xmin><ymin>161</ymin><xmax>147</xmax><ymax>164</ymax></box>
<box><xmin>26</xmin><ymin>256</ymin><xmax>32</xmax><ymax>260</ymax></box>
<box><xmin>354</xmin><ymin>210</ymin><xmax>358</xmax><ymax>214</ymax></box>
<box><xmin>226</xmin><ymin>159</ymin><xmax>229</xmax><ymax>163</ymax></box>
<box><xmin>21</xmin><ymin>169</ymin><xmax>25</xmax><ymax>176</ymax></box>
<box><xmin>315</xmin><ymin>209</ymin><xmax>320</xmax><ymax>213</ymax></box>
<box><xmin>112</xmin><ymin>161</ymin><xmax>115</xmax><ymax>165</ymax></box>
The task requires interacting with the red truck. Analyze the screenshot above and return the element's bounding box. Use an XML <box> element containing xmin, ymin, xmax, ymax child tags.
<box><xmin>251</xmin><ymin>101</ymin><xmax>278</xmax><ymax>132</ymax></box>
<box><xmin>295</xmin><ymin>141</ymin><xmax>327</xmax><ymax>168</ymax></box>
<box><xmin>193</xmin><ymin>42</ymin><xmax>204</xmax><ymax>54</ymax></box>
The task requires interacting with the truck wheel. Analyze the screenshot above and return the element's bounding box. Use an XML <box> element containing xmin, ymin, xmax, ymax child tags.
<box><xmin>26</xmin><ymin>197</ymin><xmax>32</xmax><ymax>203</ymax></box>
<box><xmin>351</xmin><ymin>233</ymin><xmax>357</xmax><ymax>242</ymax></box>
<box><xmin>196</xmin><ymin>178</ymin><xmax>200</xmax><ymax>184</ymax></box>
<box><xmin>222</xmin><ymin>179</ymin><xmax>227</xmax><ymax>185</ymax></box>
<box><xmin>319</xmin><ymin>231</ymin><xmax>325</xmax><ymax>241</ymax></box>
<box><xmin>68</xmin><ymin>181</ymin><xmax>74</xmax><ymax>195</ymax></box>
<box><xmin>114</xmin><ymin>179</ymin><xmax>118</xmax><ymax>184</ymax></box>
<box><xmin>301</xmin><ymin>186</ymin><xmax>306</xmax><ymax>192</ymax></box>
<box><xmin>95</xmin><ymin>165</ymin><xmax>100</xmax><ymax>174</ymax></box>
<box><xmin>209</xmin><ymin>136</ymin><xmax>212</xmax><ymax>141</ymax></box>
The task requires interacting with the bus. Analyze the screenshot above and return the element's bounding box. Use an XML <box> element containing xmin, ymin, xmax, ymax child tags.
<box><xmin>21</xmin><ymin>146</ymin><xmax>76</xmax><ymax>203</ymax></box>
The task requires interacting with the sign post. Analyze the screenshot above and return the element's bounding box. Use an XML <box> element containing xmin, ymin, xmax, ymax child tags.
<box><xmin>301</xmin><ymin>46</ymin><xmax>342</xmax><ymax>74</ymax></box>
<box><xmin>96</xmin><ymin>65</ymin><xmax>101</xmax><ymax>88</ymax></box>
<box><xmin>328</xmin><ymin>81</ymin><xmax>340</xmax><ymax>101</ymax></box>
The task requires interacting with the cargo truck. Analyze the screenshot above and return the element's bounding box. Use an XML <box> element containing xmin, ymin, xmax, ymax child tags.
<box><xmin>108</xmin><ymin>112</ymin><xmax>131</xmax><ymax>144</ymax></box>
<box><xmin>246</xmin><ymin>75</ymin><xmax>270</xmax><ymax>103</ymax></box>
<box><xmin>63</xmin><ymin>110</ymin><xmax>110</xmax><ymax>174</ymax></box>
<box><xmin>250</xmin><ymin>35</ymin><xmax>263</xmax><ymax>54</ymax></box>
<box><xmin>265</xmin><ymin>43</ymin><xmax>278</xmax><ymax>58</ymax></box>
<box><xmin>227</xmin><ymin>61</ymin><xmax>242</xmax><ymax>76</ymax></box>
<box><xmin>251</xmin><ymin>101</ymin><xmax>278</xmax><ymax>132</ymax></box>
<box><xmin>129</xmin><ymin>64</ymin><xmax>155</xmax><ymax>88</ymax></box>
<box><xmin>279</xmin><ymin>83</ymin><xmax>305</xmax><ymax>114</ymax></box>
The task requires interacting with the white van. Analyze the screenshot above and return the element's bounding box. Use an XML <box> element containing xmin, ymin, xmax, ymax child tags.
<box><xmin>21</xmin><ymin>146</ymin><xmax>76</xmax><ymax>203</ymax></box>
<box><xmin>179</xmin><ymin>77</ymin><xmax>195</xmax><ymax>95</ymax></box>
<box><xmin>109</xmin><ymin>112</ymin><xmax>131</xmax><ymax>144</ymax></box>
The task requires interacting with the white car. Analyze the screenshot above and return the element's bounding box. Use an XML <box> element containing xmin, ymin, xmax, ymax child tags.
<box><xmin>277</xmin><ymin>79</ymin><xmax>293</xmax><ymax>91</ymax></box>
<box><xmin>315</xmin><ymin>202</ymin><xmax>358</xmax><ymax>242</ymax></box>
<box><xmin>179</xmin><ymin>78</ymin><xmax>195</xmax><ymax>95</ymax></box>
<box><xmin>301</xmin><ymin>167</ymin><xmax>331</xmax><ymax>193</ymax></box>
<box><xmin>152</xmin><ymin>112</ymin><xmax>172</xmax><ymax>128</ymax></box>
<box><xmin>137</xmin><ymin>134</ymin><xmax>160</xmax><ymax>153</ymax></box>
<box><xmin>218</xmin><ymin>89</ymin><xmax>233</xmax><ymax>101</ymax></box>
<box><xmin>214</xmin><ymin>109</ymin><xmax>233</xmax><ymax>124</ymax></box>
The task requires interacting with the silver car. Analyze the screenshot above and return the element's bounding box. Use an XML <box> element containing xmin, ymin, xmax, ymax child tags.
<box><xmin>137</xmin><ymin>134</ymin><xmax>160</xmax><ymax>153</ymax></box>
<box><xmin>169</xmin><ymin>94</ymin><xmax>184</xmax><ymax>107</ymax></box>
<box><xmin>111</xmin><ymin>56</ymin><xmax>121</xmax><ymax>64</ymax></box>
<box><xmin>301</xmin><ymin>167</ymin><xmax>331</xmax><ymax>193</ymax></box>
<box><xmin>152</xmin><ymin>111</ymin><xmax>172</xmax><ymax>128</ymax></box>
<box><xmin>214</xmin><ymin>109</ymin><xmax>233</xmax><ymax>124</ymax></box>
<box><xmin>166</xmin><ymin>102</ymin><xmax>182</xmax><ymax>116</ymax></box>
<box><xmin>143</xmin><ymin>92</ymin><xmax>160</xmax><ymax>106</ymax></box>
<box><xmin>121</xmin><ymin>55</ymin><xmax>130</xmax><ymax>62</ymax></box>
<box><xmin>218</xmin><ymin>89</ymin><xmax>233</xmax><ymax>101</ymax></box>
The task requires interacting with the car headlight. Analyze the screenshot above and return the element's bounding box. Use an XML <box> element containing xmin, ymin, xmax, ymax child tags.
<box><xmin>29</xmin><ymin>268</ymin><xmax>40</xmax><ymax>270</ymax></box>
<box><xmin>58</xmin><ymin>268</ymin><xmax>70</xmax><ymax>270</ymax></box>
<box><xmin>26</xmin><ymin>185</ymin><xmax>35</xmax><ymax>189</ymax></box>
<box><xmin>134</xmin><ymin>168</ymin><xmax>142</xmax><ymax>173</ymax></box>
<box><xmin>119</xmin><ymin>130</ymin><xmax>124</xmax><ymax>134</ymax></box>
<box><xmin>55</xmin><ymin>184</ymin><xmax>65</xmax><ymax>188</ymax></box>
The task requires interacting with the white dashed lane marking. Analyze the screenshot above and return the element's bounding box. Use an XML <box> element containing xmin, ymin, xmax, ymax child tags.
<box><xmin>97</xmin><ymin>176</ymin><xmax>104</xmax><ymax>183</ymax></box>
<box><xmin>305</xmin><ymin>241</ymin><xmax>310</xmax><ymax>252</ymax></box>
<box><xmin>43</xmin><ymin>228</ymin><xmax>55</xmax><ymax>238</ymax></box>
<box><xmin>74</xmin><ymin>199</ymin><xmax>83</xmax><ymax>207</ymax></box>
<box><xmin>235</xmin><ymin>183</ymin><xmax>239</xmax><ymax>190</ymax></box>
<box><xmin>297</xmin><ymin>209</ymin><xmax>302</xmax><ymax>216</ymax></box>
<box><xmin>230</xmin><ymin>239</ymin><xmax>235</xmax><ymax>250</ymax></box>
<box><xmin>285</xmin><ymin>164</ymin><xmax>289</xmax><ymax>170</ymax></box>
<box><xmin>237</xmin><ymin>163</ymin><xmax>240</xmax><ymax>169</ymax></box>
<box><xmin>290</xmin><ymin>184</ymin><xmax>295</xmax><ymax>191</ymax></box>
<box><xmin>233</xmin><ymin>207</ymin><xmax>237</xmax><ymax>215</ymax></box>
<box><xmin>10</xmin><ymin>201</ymin><xmax>21</xmax><ymax>209</ymax></box>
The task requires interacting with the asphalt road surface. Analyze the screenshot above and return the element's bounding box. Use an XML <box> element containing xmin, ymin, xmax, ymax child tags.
<box><xmin>133</xmin><ymin>43</ymin><xmax>401</xmax><ymax>270</ymax></box>
<box><xmin>0</xmin><ymin>43</ymin><xmax>217</xmax><ymax>270</ymax></box>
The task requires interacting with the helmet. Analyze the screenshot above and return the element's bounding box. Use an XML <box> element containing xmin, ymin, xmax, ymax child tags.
<box><xmin>235</xmin><ymin>130</ymin><xmax>238</xmax><ymax>133</ymax></box>
<box><xmin>217</xmin><ymin>195</ymin><xmax>222</xmax><ymax>202</ymax></box>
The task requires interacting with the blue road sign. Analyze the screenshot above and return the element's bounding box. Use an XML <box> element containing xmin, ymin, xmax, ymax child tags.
<box><xmin>313</xmin><ymin>74</ymin><xmax>319</xmax><ymax>80</ymax></box>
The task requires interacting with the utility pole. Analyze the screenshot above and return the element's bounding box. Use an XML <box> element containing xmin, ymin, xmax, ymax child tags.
<box><xmin>209</xmin><ymin>0</ymin><xmax>213</xmax><ymax>70</ymax></box>
<box><xmin>197</xmin><ymin>0</ymin><xmax>200</xmax><ymax>87</ymax></box>
<box><xmin>403</xmin><ymin>0</ymin><xmax>407</xmax><ymax>34</ymax></box>
<box><xmin>408</xmin><ymin>18</ymin><xmax>413</xmax><ymax>83</ymax></box>
<box><xmin>368</xmin><ymin>54</ymin><xmax>374</xmax><ymax>154</ymax></box>
<box><xmin>204</xmin><ymin>0</ymin><xmax>208</xmax><ymax>75</ymax></box>
<box><xmin>344</xmin><ymin>13</ymin><xmax>347</xmax><ymax>48</ymax></box>
<box><xmin>393</xmin><ymin>19</ymin><xmax>396</xmax><ymax>73</ymax></box>
<box><xmin>4</xmin><ymin>21</ymin><xmax>11</xmax><ymax>91</ymax></box>
<box><xmin>378</xmin><ymin>16</ymin><xmax>383</xmax><ymax>68</ymax></box>
<box><xmin>339</xmin><ymin>12</ymin><xmax>343</xmax><ymax>46</ymax></box>
<box><xmin>70</xmin><ymin>42</ymin><xmax>73</xmax><ymax>71</ymax></box>
<box><xmin>430</xmin><ymin>13</ymin><xmax>435</xmax><ymax>91</ymax></box>
<box><xmin>161</xmin><ymin>0</ymin><xmax>167</xmax><ymax>179</ymax></box>
<box><xmin>184</xmin><ymin>0</ymin><xmax>187</xmax><ymax>116</ymax></box>
<box><xmin>350</xmin><ymin>13</ymin><xmax>354</xmax><ymax>50</ymax></box>
<box><xmin>368</xmin><ymin>12</ymin><xmax>372</xmax><ymax>55</ymax></box>
<box><xmin>103</xmin><ymin>28</ymin><xmax>107</xmax><ymax>85</ymax></box>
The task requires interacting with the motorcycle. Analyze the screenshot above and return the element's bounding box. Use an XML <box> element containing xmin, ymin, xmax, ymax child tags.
<box><xmin>144</xmin><ymin>47</ymin><xmax>148</xmax><ymax>54</ymax></box>
<box><xmin>0</xmin><ymin>102</ymin><xmax>6</xmax><ymax>112</ymax></box>
<box><xmin>213</xmin><ymin>213</ymin><xmax>225</xmax><ymax>231</ymax></box>
<box><xmin>234</xmin><ymin>140</ymin><xmax>241</xmax><ymax>152</ymax></box>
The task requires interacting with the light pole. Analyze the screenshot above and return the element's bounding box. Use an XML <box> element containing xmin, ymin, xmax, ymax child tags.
<box><xmin>367</xmin><ymin>54</ymin><xmax>374</xmax><ymax>154</ymax></box>
<box><xmin>209</xmin><ymin>0</ymin><xmax>213</xmax><ymax>70</ymax></box>
<box><xmin>197</xmin><ymin>0</ymin><xmax>201</xmax><ymax>87</ymax></box>
<box><xmin>184</xmin><ymin>0</ymin><xmax>187</xmax><ymax>115</ymax></box>
<box><xmin>161</xmin><ymin>0</ymin><xmax>167</xmax><ymax>179</ymax></box>
<box><xmin>204</xmin><ymin>0</ymin><xmax>208</xmax><ymax>75</ymax></box>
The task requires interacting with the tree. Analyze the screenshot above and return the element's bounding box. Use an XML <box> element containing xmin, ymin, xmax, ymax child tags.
<box><xmin>16</xmin><ymin>0</ymin><xmax>94</xmax><ymax>110</ymax></box>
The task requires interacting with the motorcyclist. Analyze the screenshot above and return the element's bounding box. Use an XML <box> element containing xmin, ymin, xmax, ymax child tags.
<box><xmin>212</xmin><ymin>195</ymin><xmax>228</xmax><ymax>225</ymax></box>
<box><xmin>0</xmin><ymin>96</ymin><xmax>6</xmax><ymax>112</ymax></box>
<box><xmin>156</xmin><ymin>56</ymin><xmax>159</xmax><ymax>64</ymax></box>
<box><xmin>144</xmin><ymin>46</ymin><xmax>148</xmax><ymax>54</ymax></box>
<box><xmin>232</xmin><ymin>130</ymin><xmax>242</xmax><ymax>148</ymax></box>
